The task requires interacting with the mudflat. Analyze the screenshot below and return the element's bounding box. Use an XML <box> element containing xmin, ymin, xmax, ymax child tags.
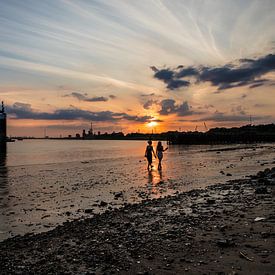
<box><xmin>0</xmin><ymin>168</ymin><xmax>274</xmax><ymax>274</ymax></box>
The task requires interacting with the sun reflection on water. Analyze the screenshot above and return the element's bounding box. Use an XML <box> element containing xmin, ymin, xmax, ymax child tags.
<box><xmin>147</xmin><ymin>167</ymin><xmax>164</xmax><ymax>198</ymax></box>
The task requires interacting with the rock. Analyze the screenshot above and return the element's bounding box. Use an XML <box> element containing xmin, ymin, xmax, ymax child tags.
<box><xmin>114</xmin><ymin>192</ymin><xmax>123</xmax><ymax>199</ymax></box>
<box><xmin>263</xmin><ymin>168</ymin><xmax>271</xmax><ymax>175</ymax></box>
<box><xmin>219</xmin><ymin>225</ymin><xmax>227</xmax><ymax>232</ymax></box>
<box><xmin>84</xmin><ymin>209</ymin><xmax>93</xmax><ymax>214</ymax></box>
<box><xmin>261</xmin><ymin>232</ymin><xmax>270</xmax><ymax>238</ymax></box>
<box><xmin>226</xmin><ymin>173</ymin><xmax>232</xmax><ymax>177</ymax></box>
<box><xmin>99</xmin><ymin>201</ymin><xmax>108</xmax><ymax>207</ymax></box>
<box><xmin>207</xmin><ymin>199</ymin><xmax>215</xmax><ymax>204</ymax></box>
<box><xmin>216</xmin><ymin>239</ymin><xmax>235</xmax><ymax>247</ymax></box>
<box><xmin>233</xmin><ymin>185</ymin><xmax>240</xmax><ymax>190</ymax></box>
<box><xmin>258</xmin><ymin>178</ymin><xmax>269</xmax><ymax>184</ymax></box>
<box><xmin>255</xmin><ymin>186</ymin><xmax>268</xmax><ymax>194</ymax></box>
<box><xmin>254</xmin><ymin>217</ymin><xmax>265</xmax><ymax>222</ymax></box>
<box><xmin>257</xmin><ymin>171</ymin><xmax>265</xmax><ymax>178</ymax></box>
<box><xmin>260</xmin><ymin>259</ymin><xmax>271</xmax><ymax>264</ymax></box>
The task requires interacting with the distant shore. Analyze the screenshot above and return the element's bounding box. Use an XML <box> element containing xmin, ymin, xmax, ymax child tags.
<box><xmin>0</xmin><ymin>167</ymin><xmax>274</xmax><ymax>274</ymax></box>
<box><xmin>9</xmin><ymin>123</ymin><xmax>275</xmax><ymax>145</ymax></box>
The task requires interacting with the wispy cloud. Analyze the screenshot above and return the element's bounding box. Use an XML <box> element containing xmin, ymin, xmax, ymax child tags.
<box><xmin>1</xmin><ymin>0</ymin><xmax>275</xmax><ymax>134</ymax></box>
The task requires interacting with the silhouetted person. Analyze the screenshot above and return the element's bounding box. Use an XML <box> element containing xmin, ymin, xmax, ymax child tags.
<box><xmin>156</xmin><ymin>141</ymin><xmax>168</xmax><ymax>170</ymax></box>
<box><xmin>144</xmin><ymin>140</ymin><xmax>156</xmax><ymax>170</ymax></box>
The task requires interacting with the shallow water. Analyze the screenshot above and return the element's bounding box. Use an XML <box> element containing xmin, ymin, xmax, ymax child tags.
<box><xmin>0</xmin><ymin>139</ymin><xmax>275</xmax><ymax>241</ymax></box>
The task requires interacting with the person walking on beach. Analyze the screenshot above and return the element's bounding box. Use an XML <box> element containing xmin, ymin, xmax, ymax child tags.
<box><xmin>145</xmin><ymin>140</ymin><xmax>156</xmax><ymax>170</ymax></box>
<box><xmin>156</xmin><ymin>141</ymin><xmax>168</xmax><ymax>170</ymax></box>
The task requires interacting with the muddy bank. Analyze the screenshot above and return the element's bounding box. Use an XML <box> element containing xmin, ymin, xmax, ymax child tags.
<box><xmin>0</xmin><ymin>168</ymin><xmax>275</xmax><ymax>275</ymax></box>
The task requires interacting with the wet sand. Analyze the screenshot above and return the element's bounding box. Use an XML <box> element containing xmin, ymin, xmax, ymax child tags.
<box><xmin>0</xmin><ymin>167</ymin><xmax>274</xmax><ymax>274</ymax></box>
<box><xmin>1</xmin><ymin>142</ymin><xmax>275</xmax><ymax>241</ymax></box>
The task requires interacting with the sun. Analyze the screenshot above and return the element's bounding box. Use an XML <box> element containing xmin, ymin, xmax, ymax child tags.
<box><xmin>147</xmin><ymin>121</ymin><xmax>158</xmax><ymax>128</ymax></box>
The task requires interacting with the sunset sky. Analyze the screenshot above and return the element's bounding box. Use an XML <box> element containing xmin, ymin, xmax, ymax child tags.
<box><xmin>0</xmin><ymin>0</ymin><xmax>275</xmax><ymax>137</ymax></box>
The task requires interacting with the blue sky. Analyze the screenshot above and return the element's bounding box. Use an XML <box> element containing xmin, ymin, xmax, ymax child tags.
<box><xmin>0</xmin><ymin>0</ymin><xmax>275</xmax><ymax>136</ymax></box>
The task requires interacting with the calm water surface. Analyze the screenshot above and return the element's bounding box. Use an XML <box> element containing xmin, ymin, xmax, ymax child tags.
<box><xmin>0</xmin><ymin>139</ymin><xmax>275</xmax><ymax>240</ymax></box>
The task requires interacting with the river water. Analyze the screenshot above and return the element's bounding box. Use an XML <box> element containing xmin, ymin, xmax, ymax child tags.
<box><xmin>0</xmin><ymin>139</ymin><xmax>275</xmax><ymax>241</ymax></box>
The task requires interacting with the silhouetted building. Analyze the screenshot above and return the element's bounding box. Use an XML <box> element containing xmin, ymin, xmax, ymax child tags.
<box><xmin>81</xmin><ymin>122</ymin><xmax>94</xmax><ymax>139</ymax></box>
<box><xmin>0</xmin><ymin>101</ymin><xmax>7</xmax><ymax>143</ymax></box>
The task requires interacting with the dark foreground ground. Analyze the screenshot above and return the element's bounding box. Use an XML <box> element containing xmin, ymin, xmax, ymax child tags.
<box><xmin>0</xmin><ymin>168</ymin><xmax>275</xmax><ymax>275</ymax></box>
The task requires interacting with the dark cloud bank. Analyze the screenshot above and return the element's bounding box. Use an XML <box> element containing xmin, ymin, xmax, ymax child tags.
<box><xmin>151</xmin><ymin>53</ymin><xmax>275</xmax><ymax>90</ymax></box>
<box><xmin>7</xmin><ymin>102</ymin><xmax>152</xmax><ymax>123</ymax></box>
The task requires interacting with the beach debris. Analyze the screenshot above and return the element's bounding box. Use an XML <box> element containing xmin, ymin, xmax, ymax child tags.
<box><xmin>254</xmin><ymin>217</ymin><xmax>265</xmax><ymax>222</ymax></box>
<box><xmin>239</xmin><ymin>251</ymin><xmax>253</xmax><ymax>262</ymax></box>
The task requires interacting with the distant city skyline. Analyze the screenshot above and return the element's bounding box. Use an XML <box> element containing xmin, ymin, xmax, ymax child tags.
<box><xmin>0</xmin><ymin>0</ymin><xmax>275</xmax><ymax>137</ymax></box>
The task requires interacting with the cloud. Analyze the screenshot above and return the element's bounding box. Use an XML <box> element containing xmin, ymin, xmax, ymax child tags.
<box><xmin>7</xmin><ymin>102</ymin><xmax>153</xmax><ymax>122</ymax></box>
<box><xmin>140</xmin><ymin>93</ymin><xmax>155</xmax><ymax>97</ymax></box>
<box><xmin>152</xmin><ymin>53</ymin><xmax>275</xmax><ymax>91</ymax></box>
<box><xmin>189</xmin><ymin>112</ymin><xmax>269</xmax><ymax>122</ymax></box>
<box><xmin>231</xmin><ymin>105</ymin><xmax>246</xmax><ymax>115</ymax></box>
<box><xmin>152</xmin><ymin>68</ymin><xmax>191</xmax><ymax>90</ymax></box>
<box><xmin>167</xmin><ymin>79</ymin><xmax>190</xmax><ymax>90</ymax></box>
<box><xmin>254</xmin><ymin>103</ymin><xmax>268</xmax><ymax>108</ymax></box>
<box><xmin>64</xmin><ymin>92</ymin><xmax>109</xmax><ymax>102</ymax></box>
<box><xmin>109</xmin><ymin>94</ymin><xmax>116</xmax><ymax>99</ymax></box>
<box><xmin>248</xmin><ymin>79</ymin><xmax>268</xmax><ymax>89</ymax></box>
<box><xmin>143</xmin><ymin>99</ymin><xmax>159</xmax><ymax>109</ymax></box>
<box><xmin>159</xmin><ymin>99</ymin><xmax>194</xmax><ymax>116</ymax></box>
<box><xmin>175</xmin><ymin>67</ymin><xmax>199</xmax><ymax>78</ymax></box>
<box><xmin>154</xmin><ymin>69</ymin><xmax>174</xmax><ymax>82</ymax></box>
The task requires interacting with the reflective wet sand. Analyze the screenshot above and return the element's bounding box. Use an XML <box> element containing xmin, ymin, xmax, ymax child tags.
<box><xmin>1</xmin><ymin>140</ymin><xmax>275</xmax><ymax>240</ymax></box>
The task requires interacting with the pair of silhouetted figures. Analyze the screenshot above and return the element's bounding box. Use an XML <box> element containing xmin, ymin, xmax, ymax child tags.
<box><xmin>144</xmin><ymin>140</ymin><xmax>168</xmax><ymax>171</ymax></box>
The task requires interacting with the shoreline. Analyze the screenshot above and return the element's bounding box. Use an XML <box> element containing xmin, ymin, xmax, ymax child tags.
<box><xmin>0</xmin><ymin>167</ymin><xmax>274</xmax><ymax>274</ymax></box>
